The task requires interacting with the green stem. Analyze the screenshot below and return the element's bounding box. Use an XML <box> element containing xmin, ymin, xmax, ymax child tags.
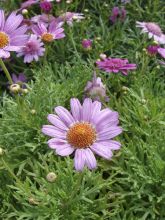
<box><xmin>0</xmin><ymin>58</ymin><xmax>13</xmax><ymax>84</ymax></box>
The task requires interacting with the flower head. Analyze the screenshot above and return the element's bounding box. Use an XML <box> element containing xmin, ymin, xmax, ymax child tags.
<box><xmin>84</xmin><ymin>72</ymin><xmax>109</xmax><ymax>102</ymax></box>
<box><xmin>110</xmin><ymin>7</ymin><xmax>126</xmax><ymax>24</ymax></box>
<box><xmin>82</xmin><ymin>39</ymin><xmax>92</xmax><ymax>50</ymax></box>
<box><xmin>96</xmin><ymin>58</ymin><xmax>137</xmax><ymax>75</ymax></box>
<box><xmin>40</xmin><ymin>1</ymin><xmax>52</xmax><ymax>13</ymax></box>
<box><xmin>42</xmin><ymin>98</ymin><xmax>122</xmax><ymax>171</ymax></box>
<box><xmin>147</xmin><ymin>45</ymin><xmax>159</xmax><ymax>55</ymax></box>
<box><xmin>58</xmin><ymin>12</ymin><xmax>84</xmax><ymax>26</ymax></box>
<box><xmin>17</xmin><ymin>34</ymin><xmax>45</xmax><ymax>63</ymax></box>
<box><xmin>136</xmin><ymin>21</ymin><xmax>165</xmax><ymax>44</ymax></box>
<box><xmin>0</xmin><ymin>10</ymin><xmax>29</xmax><ymax>58</ymax></box>
<box><xmin>32</xmin><ymin>21</ymin><xmax>65</xmax><ymax>43</ymax></box>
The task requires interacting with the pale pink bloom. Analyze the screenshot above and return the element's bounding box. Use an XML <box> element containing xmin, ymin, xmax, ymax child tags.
<box><xmin>0</xmin><ymin>10</ymin><xmax>28</xmax><ymax>58</ymax></box>
<box><xmin>32</xmin><ymin>20</ymin><xmax>65</xmax><ymax>43</ymax></box>
<box><xmin>17</xmin><ymin>34</ymin><xmax>45</xmax><ymax>63</ymax></box>
<box><xmin>58</xmin><ymin>12</ymin><xmax>84</xmax><ymax>26</ymax></box>
<box><xmin>136</xmin><ymin>21</ymin><xmax>165</xmax><ymax>44</ymax></box>
<box><xmin>42</xmin><ymin>98</ymin><xmax>122</xmax><ymax>171</ymax></box>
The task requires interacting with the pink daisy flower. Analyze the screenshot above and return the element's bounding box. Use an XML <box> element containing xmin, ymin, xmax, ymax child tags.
<box><xmin>82</xmin><ymin>39</ymin><xmax>92</xmax><ymax>49</ymax></box>
<box><xmin>32</xmin><ymin>20</ymin><xmax>65</xmax><ymax>43</ymax></box>
<box><xmin>136</xmin><ymin>21</ymin><xmax>165</xmax><ymax>44</ymax></box>
<box><xmin>0</xmin><ymin>10</ymin><xmax>28</xmax><ymax>58</ymax></box>
<box><xmin>31</xmin><ymin>14</ymin><xmax>56</xmax><ymax>26</ymax></box>
<box><xmin>21</xmin><ymin>0</ymin><xmax>53</xmax><ymax>9</ymax></box>
<box><xmin>96</xmin><ymin>58</ymin><xmax>137</xmax><ymax>75</ymax></box>
<box><xmin>17</xmin><ymin>34</ymin><xmax>45</xmax><ymax>63</ymax></box>
<box><xmin>42</xmin><ymin>98</ymin><xmax>122</xmax><ymax>171</ymax></box>
<box><xmin>146</xmin><ymin>45</ymin><xmax>165</xmax><ymax>58</ymax></box>
<box><xmin>84</xmin><ymin>72</ymin><xmax>109</xmax><ymax>102</ymax></box>
<box><xmin>58</xmin><ymin>12</ymin><xmax>84</xmax><ymax>26</ymax></box>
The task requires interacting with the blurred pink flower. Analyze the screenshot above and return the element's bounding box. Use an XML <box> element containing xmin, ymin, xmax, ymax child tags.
<box><xmin>136</xmin><ymin>21</ymin><xmax>165</xmax><ymax>44</ymax></box>
<box><xmin>96</xmin><ymin>58</ymin><xmax>137</xmax><ymax>75</ymax></box>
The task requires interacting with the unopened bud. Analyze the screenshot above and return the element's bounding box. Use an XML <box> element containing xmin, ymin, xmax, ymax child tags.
<box><xmin>31</xmin><ymin>109</ymin><xmax>36</xmax><ymax>115</ymax></box>
<box><xmin>141</xmin><ymin>98</ymin><xmax>147</xmax><ymax>104</ymax></box>
<box><xmin>22</xmin><ymin>88</ymin><xmax>28</xmax><ymax>94</ymax></box>
<box><xmin>22</xmin><ymin>9</ymin><xmax>28</xmax><ymax>15</ymax></box>
<box><xmin>100</xmin><ymin>53</ymin><xmax>107</xmax><ymax>60</ymax></box>
<box><xmin>10</xmin><ymin>84</ymin><xmax>21</xmax><ymax>93</ymax></box>
<box><xmin>153</xmin><ymin>40</ymin><xmax>158</xmax><ymax>45</ymax></box>
<box><xmin>0</xmin><ymin>147</ymin><xmax>3</xmax><ymax>156</ymax></box>
<box><xmin>28</xmin><ymin>197</ymin><xmax>39</xmax><ymax>205</ymax></box>
<box><xmin>46</xmin><ymin>172</ymin><xmax>57</xmax><ymax>182</ymax></box>
<box><xmin>84</xmin><ymin>9</ymin><xmax>89</xmax><ymax>12</ymax></box>
<box><xmin>122</xmin><ymin>86</ymin><xmax>129</xmax><ymax>91</ymax></box>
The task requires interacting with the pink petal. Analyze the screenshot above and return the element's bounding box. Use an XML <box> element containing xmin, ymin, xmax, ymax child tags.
<box><xmin>55</xmin><ymin>144</ymin><xmax>74</xmax><ymax>156</ymax></box>
<box><xmin>81</xmin><ymin>98</ymin><xmax>92</xmax><ymax>122</ymax></box>
<box><xmin>74</xmin><ymin>149</ymin><xmax>86</xmax><ymax>171</ymax></box>
<box><xmin>42</xmin><ymin>125</ymin><xmax>66</xmax><ymax>138</ymax></box>
<box><xmin>158</xmin><ymin>48</ymin><xmax>165</xmax><ymax>58</ymax></box>
<box><xmin>4</xmin><ymin>12</ymin><xmax>23</xmax><ymax>33</ymax></box>
<box><xmin>0</xmin><ymin>10</ymin><xmax>5</xmax><ymax>30</ymax></box>
<box><xmin>98</xmin><ymin>126</ymin><xmax>122</xmax><ymax>140</ymax></box>
<box><xmin>70</xmin><ymin>98</ymin><xmax>82</xmax><ymax>121</ymax></box>
<box><xmin>48</xmin><ymin>138</ymin><xmax>67</xmax><ymax>149</ymax></box>
<box><xmin>97</xmin><ymin>140</ymin><xmax>121</xmax><ymax>150</ymax></box>
<box><xmin>84</xmin><ymin>148</ymin><xmax>97</xmax><ymax>170</ymax></box>
<box><xmin>91</xmin><ymin>143</ymin><xmax>113</xmax><ymax>160</ymax></box>
<box><xmin>55</xmin><ymin>106</ymin><xmax>75</xmax><ymax>126</ymax></box>
<box><xmin>47</xmin><ymin>114</ymin><xmax>69</xmax><ymax>131</ymax></box>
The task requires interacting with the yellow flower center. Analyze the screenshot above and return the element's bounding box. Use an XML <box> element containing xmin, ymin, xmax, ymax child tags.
<box><xmin>67</xmin><ymin>122</ymin><xmax>96</xmax><ymax>148</ymax></box>
<box><xmin>41</xmin><ymin>33</ymin><xmax>53</xmax><ymax>42</ymax></box>
<box><xmin>0</xmin><ymin>32</ymin><xmax>9</xmax><ymax>48</ymax></box>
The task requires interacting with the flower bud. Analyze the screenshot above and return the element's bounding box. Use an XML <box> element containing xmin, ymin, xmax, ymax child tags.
<box><xmin>31</xmin><ymin>109</ymin><xmax>36</xmax><ymax>115</ymax></box>
<box><xmin>46</xmin><ymin>172</ymin><xmax>57</xmax><ymax>182</ymax></box>
<box><xmin>100</xmin><ymin>53</ymin><xmax>107</xmax><ymax>60</ymax></box>
<box><xmin>141</xmin><ymin>99</ymin><xmax>147</xmax><ymax>104</ymax></box>
<box><xmin>10</xmin><ymin>84</ymin><xmax>21</xmax><ymax>93</ymax></box>
<box><xmin>22</xmin><ymin>9</ymin><xmax>28</xmax><ymax>15</ymax></box>
<box><xmin>0</xmin><ymin>147</ymin><xmax>3</xmax><ymax>156</ymax></box>
<box><xmin>28</xmin><ymin>197</ymin><xmax>39</xmax><ymax>205</ymax></box>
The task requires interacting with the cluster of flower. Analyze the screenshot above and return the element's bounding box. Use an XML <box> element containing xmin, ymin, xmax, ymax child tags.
<box><xmin>0</xmin><ymin>0</ymin><xmax>165</xmax><ymax>171</ymax></box>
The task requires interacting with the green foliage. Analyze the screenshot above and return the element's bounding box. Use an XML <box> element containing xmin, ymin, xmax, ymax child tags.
<box><xmin>0</xmin><ymin>0</ymin><xmax>165</xmax><ymax>219</ymax></box>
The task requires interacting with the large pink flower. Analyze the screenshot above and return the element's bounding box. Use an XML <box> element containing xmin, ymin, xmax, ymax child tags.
<box><xmin>32</xmin><ymin>20</ymin><xmax>65</xmax><ymax>43</ymax></box>
<box><xmin>42</xmin><ymin>98</ymin><xmax>122</xmax><ymax>171</ymax></box>
<box><xmin>136</xmin><ymin>21</ymin><xmax>165</xmax><ymax>44</ymax></box>
<box><xmin>96</xmin><ymin>58</ymin><xmax>137</xmax><ymax>75</ymax></box>
<box><xmin>0</xmin><ymin>10</ymin><xmax>28</xmax><ymax>58</ymax></box>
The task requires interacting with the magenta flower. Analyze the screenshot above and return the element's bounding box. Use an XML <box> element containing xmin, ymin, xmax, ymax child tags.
<box><xmin>40</xmin><ymin>1</ymin><xmax>52</xmax><ymax>13</ymax></box>
<box><xmin>17</xmin><ymin>34</ymin><xmax>45</xmax><ymax>63</ymax></box>
<box><xmin>147</xmin><ymin>45</ymin><xmax>165</xmax><ymax>58</ymax></box>
<box><xmin>110</xmin><ymin>7</ymin><xmax>126</xmax><ymax>24</ymax></box>
<box><xmin>136</xmin><ymin>21</ymin><xmax>165</xmax><ymax>44</ymax></box>
<box><xmin>0</xmin><ymin>10</ymin><xmax>29</xmax><ymax>58</ymax></box>
<box><xmin>82</xmin><ymin>39</ymin><xmax>92</xmax><ymax>49</ymax></box>
<box><xmin>58</xmin><ymin>12</ymin><xmax>84</xmax><ymax>26</ymax></box>
<box><xmin>96</xmin><ymin>58</ymin><xmax>137</xmax><ymax>75</ymax></box>
<box><xmin>32</xmin><ymin>21</ymin><xmax>65</xmax><ymax>43</ymax></box>
<box><xmin>42</xmin><ymin>98</ymin><xmax>122</xmax><ymax>171</ymax></box>
<box><xmin>147</xmin><ymin>45</ymin><xmax>159</xmax><ymax>55</ymax></box>
<box><xmin>84</xmin><ymin>72</ymin><xmax>109</xmax><ymax>102</ymax></box>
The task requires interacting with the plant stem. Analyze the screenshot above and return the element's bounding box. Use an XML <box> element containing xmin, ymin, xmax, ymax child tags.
<box><xmin>0</xmin><ymin>58</ymin><xmax>13</xmax><ymax>84</ymax></box>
